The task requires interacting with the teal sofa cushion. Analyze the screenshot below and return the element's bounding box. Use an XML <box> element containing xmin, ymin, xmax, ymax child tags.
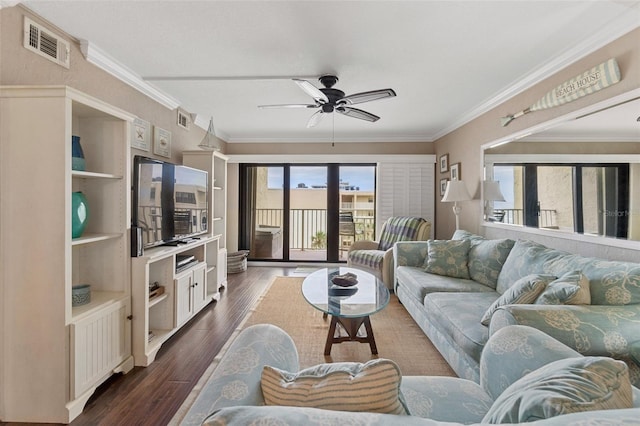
<box><xmin>497</xmin><ymin>240</ymin><xmax>640</xmax><ymax>305</ymax></box>
<box><xmin>555</xmin><ymin>254</ymin><xmax>640</xmax><ymax>305</ymax></box>
<box><xmin>496</xmin><ymin>240</ymin><xmax>567</xmax><ymax>294</ymax></box>
<box><xmin>452</xmin><ymin>230</ymin><xmax>515</xmax><ymax>289</ymax></box>
<box><xmin>401</xmin><ymin>376</ymin><xmax>491</xmax><ymax>423</ymax></box>
<box><xmin>482</xmin><ymin>356</ymin><xmax>633</xmax><ymax>423</ymax></box>
<box><xmin>423</xmin><ymin>239</ymin><xmax>471</xmax><ymax>279</ymax></box>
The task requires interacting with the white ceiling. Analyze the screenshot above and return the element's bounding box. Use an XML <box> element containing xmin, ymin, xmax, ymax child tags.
<box><xmin>20</xmin><ymin>0</ymin><xmax>640</xmax><ymax>143</ymax></box>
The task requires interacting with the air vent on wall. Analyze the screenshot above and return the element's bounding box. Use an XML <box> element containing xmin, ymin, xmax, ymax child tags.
<box><xmin>177</xmin><ymin>109</ymin><xmax>190</xmax><ymax>130</ymax></box>
<box><xmin>23</xmin><ymin>17</ymin><xmax>70</xmax><ymax>68</ymax></box>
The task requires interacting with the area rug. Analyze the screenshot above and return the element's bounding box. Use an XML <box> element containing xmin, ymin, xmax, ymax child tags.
<box><xmin>171</xmin><ymin>276</ymin><xmax>455</xmax><ymax>424</ymax></box>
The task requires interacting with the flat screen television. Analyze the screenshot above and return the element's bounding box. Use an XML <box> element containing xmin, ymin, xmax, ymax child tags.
<box><xmin>133</xmin><ymin>155</ymin><xmax>208</xmax><ymax>249</ymax></box>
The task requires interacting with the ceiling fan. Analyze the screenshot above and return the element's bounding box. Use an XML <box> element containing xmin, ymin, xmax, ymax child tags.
<box><xmin>258</xmin><ymin>75</ymin><xmax>396</xmax><ymax>128</ymax></box>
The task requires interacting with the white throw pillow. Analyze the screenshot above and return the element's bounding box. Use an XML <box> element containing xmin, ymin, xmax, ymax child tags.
<box><xmin>261</xmin><ymin>359</ymin><xmax>407</xmax><ymax>415</ymax></box>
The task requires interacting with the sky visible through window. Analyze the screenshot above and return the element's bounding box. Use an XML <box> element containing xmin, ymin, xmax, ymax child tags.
<box><xmin>267</xmin><ymin>166</ymin><xmax>375</xmax><ymax>191</ymax></box>
<box><xmin>493</xmin><ymin>166</ymin><xmax>515</xmax><ymax>209</ymax></box>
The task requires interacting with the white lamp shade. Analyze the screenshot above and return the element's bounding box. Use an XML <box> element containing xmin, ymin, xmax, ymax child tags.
<box><xmin>442</xmin><ymin>180</ymin><xmax>471</xmax><ymax>202</ymax></box>
<box><xmin>483</xmin><ymin>180</ymin><xmax>505</xmax><ymax>202</ymax></box>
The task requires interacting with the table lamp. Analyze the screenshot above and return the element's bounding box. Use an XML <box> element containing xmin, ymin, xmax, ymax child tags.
<box><xmin>483</xmin><ymin>180</ymin><xmax>505</xmax><ymax>221</ymax></box>
<box><xmin>442</xmin><ymin>180</ymin><xmax>471</xmax><ymax>230</ymax></box>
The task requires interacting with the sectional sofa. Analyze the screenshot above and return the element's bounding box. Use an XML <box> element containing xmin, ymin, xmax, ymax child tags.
<box><xmin>181</xmin><ymin>323</ymin><xmax>640</xmax><ymax>425</ymax></box>
<box><xmin>393</xmin><ymin>230</ymin><xmax>640</xmax><ymax>386</ymax></box>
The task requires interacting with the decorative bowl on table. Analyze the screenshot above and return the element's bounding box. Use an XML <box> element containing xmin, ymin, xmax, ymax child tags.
<box><xmin>331</xmin><ymin>272</ymin><xmax>358</xmax><ymax>287</ymax></box>
<box><xmin>329</xmin><ymin>286</ymin><xmax>358</xmax><ymax>298</ymax></box>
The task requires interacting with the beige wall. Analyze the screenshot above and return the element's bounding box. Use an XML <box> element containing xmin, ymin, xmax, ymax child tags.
<box><xmin>0</xmin><ymin>6</ymin><xmax>222</xmax><ymax>164</ymax></box>
<box><xmin>433</xmin><ymin>28</ymin><xmax>640</xmax><ymax>240</ymax></box>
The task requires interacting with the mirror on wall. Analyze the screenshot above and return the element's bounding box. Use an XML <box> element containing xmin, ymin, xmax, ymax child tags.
<box><xmin>483</xmin><ymin>91</ymin><xmax>640</xmax><ymax>242</ymax></box>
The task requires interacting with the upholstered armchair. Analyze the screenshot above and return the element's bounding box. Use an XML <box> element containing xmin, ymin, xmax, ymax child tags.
<box><xmin>347</xmin><ymin>216</ymin><xmax>430</xmax><ymax>290</ymax></box>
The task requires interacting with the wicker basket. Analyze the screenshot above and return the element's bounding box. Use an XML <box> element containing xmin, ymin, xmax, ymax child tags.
<box><xmin>72</xmin><ymin>284</ymin><xmax>91</xmax><ymax>307</ymax></box>
<box><xmin>227</xmin><ymin>250</ymin><xmax>250</xmax><ymax>274</ymax></box>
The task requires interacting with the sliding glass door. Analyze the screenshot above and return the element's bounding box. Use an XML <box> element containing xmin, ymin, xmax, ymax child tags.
<box><xmin>239</xmin><ymin>163</ymin><xmax>376</xmax><ymax>262</ymax></box>
<box><xmin>290</xmin><ymin>166</ymin><xmax>328</xmax><ymax>261</ymax></box>
<box><xmin>240</xmin><ymin>165</ymin><xmax>284</xmax><ymax>260</ymax></box>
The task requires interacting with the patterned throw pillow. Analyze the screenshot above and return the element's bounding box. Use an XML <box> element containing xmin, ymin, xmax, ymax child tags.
<box><xmin>423</xmin><ymin>239</ymin><xmax>471</xmax><ymax>279</ymax></box>
<box><xmin>261</xmin><ymin>359</ymin><xmax>408</xmax><ymax>415</ymax></box>
<box><xmin>535</xmin><ymin>270</ymin><xmax>591</xmax><ymax>305</ymax></box>
<box><xmin>468</xmin><ymin>239</ymin><xmax>515</xmax><ymax>289</ymax></box>
<box><xmin>451</xmin><ymin>231</ymin><xmax>515</xmax><ymax>288</ymax></box>
<box><xmin>482</xmin><ymin>357</ymin><xmax>633</xmax><ymax>423</ymax></box>
<box><xmin>480</xmin><ymin>274</ymin><xmax>555</xmax><ymax>326</ymax></box>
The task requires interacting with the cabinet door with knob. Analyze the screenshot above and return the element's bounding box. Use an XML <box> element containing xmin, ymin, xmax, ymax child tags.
<box><xmin>175</xmin><ymin>263</ymin><xmax>207</xmax><ymax>327</ymax></box>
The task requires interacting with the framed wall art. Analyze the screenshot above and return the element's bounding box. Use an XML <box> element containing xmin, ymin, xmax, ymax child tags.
<box><xmin>440</xmin><ymin>178</ymin><xmax>449</xmax><ymax>196</ymax></box>
<box><xmin>153</xmin><ymin>126</ymin><xmax>172</xmax><ymax>158</ymax></box>
<box><xmin>450</xmin><ymin>162</ymin><xmax>461</xmax><ymax>181</ymax></box>
<box><xmin>439</xmin><ymin>153</ymin><xmax>449</xmax><ymax>173</ymax></box>
<box><xmin>131</xmin><ymin>117</ymin><xmax>151</xmax><ymax>151</ymax></box>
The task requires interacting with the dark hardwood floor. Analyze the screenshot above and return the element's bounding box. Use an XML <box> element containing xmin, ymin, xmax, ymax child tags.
<box><xmin>5</xmin><ymin>266</ymin><xmax>295</xmax><ymax>426</ymax></box>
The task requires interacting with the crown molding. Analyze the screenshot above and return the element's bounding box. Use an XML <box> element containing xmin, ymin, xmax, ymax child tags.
<box><xmin>432</xmin><ymin>9</ymin><xmax>640</xmax><ymax>141</ymax></box>
<box><xmin>228</xmin><ymin>154</ymin><xmax>436</xmax><ymax>164</ymax></box>
<box><xmin>79</xmin><ymin>40</ymin><xmax>180</xmax><ymax>110</ymax></box>
<box><xmin>226</xmin><ymin>134</ymin><xmax>434</xmax><ymax>143</ymax></box>
<box><xmin>485</xmin><ymin>153</ymin><xmax>640</xmax><ymax>164</ymax></box>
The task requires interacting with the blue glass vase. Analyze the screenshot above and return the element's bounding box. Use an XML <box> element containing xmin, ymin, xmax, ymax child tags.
<box><xmin>71</xmin><ymin>135</ymin><xmax>85</xmax><ymax>171</ymax></box>
<box><xmin>72</xmin><ymin>191</ymin><xmax>89</xmax><ymax>238</ymax></box>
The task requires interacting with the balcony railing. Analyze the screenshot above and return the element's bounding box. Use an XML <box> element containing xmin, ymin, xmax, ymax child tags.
<box><xmin>256</xmin><ymin>208</ymin><xmax>374</xmax><ymax>251</ymax></box>
<box><xmin>496</xmin><ymin>208</ymin><xmax>557</xmax><ymax>228</ymax></box>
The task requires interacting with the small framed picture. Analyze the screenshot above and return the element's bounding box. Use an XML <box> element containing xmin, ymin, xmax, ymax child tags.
<box><xmin>440</xmin><ymin>178</ymin><xmax>449</xmax><ymax>196</ymax></box>
<box><xmin>153</xmin><ymin>126</ymin><xmax>172</xmax><ymax>158</ymax></box>
<box><xmin>450</xmin><ymin>163</ymin><xmax>461</xmax><ymax>181</ymax></box>
<box><xmin>131</xmin><ymin>118</ymin><xmax>151</xmax><ymax>151</ymax></box>
<box><xmin>439</xmin><ymin>153</ymin><xmax>449</xmax><ymax>173</ymax></box>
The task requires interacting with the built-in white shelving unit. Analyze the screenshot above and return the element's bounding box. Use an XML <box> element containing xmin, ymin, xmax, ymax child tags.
<box><xmin>183</xmin><ymin>150</ymin><xmax>229</xmax><ymax>289</ymax></box>
<box><xmin>131</xmin><ymin>236</ymin><xmax>221</xmax><ymax>366</ymax></box>
<box><xmin>0</xmin><ymin>86</ymin><xmax>134</xmax><ymax>423</ymax></box>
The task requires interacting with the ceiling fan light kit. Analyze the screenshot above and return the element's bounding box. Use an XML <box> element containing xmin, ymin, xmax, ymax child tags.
<box><xmin>258</xmin><ymin>75</ymin><xmax>396</xmax><ymax>128</ymax></box>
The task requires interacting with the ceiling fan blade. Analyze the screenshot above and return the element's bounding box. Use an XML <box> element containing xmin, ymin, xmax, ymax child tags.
<box><xmin>258</xmin><ymin>104</ymin><xmax>318</xmax><ymax>109</ymax></box>
<box><xmin>338</xmin><ymin>89</ymin><xmax>396</xmax><ymax>105</ymax></box>
<box><xmin>336</xmin><ymin>106</ymin><xmax>380</xmax><ymax>122</ymax></box>
<box><xmin>293</xmin><ymin>79</ymin><xmax>329</xmax><ymax>104</ymax></box>
<box><xmin>306</xmin><ymin>110</ymin><xmax>325</xmax><ymax>128</ymax></box>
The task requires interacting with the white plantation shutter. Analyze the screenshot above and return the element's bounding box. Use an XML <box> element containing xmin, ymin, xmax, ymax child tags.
<box><xmin>376</xmin><ymin>161</ymin><xmax>435</xmax><ymax>239</ymax></box>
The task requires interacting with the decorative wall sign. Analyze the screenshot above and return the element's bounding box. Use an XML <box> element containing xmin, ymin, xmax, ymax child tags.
<box><xmin>131</xmin><ymin>118</ymin><xmax>151</xmax><ymax>151</ymax></box>
<box><xmin>450</xmin><ymin>163</ymin><xmax>461</xmax><ymax>181</ymax></box>
<box><xmin>153</xmin><ymin>126</ymin><xmax>172</xmax><ymax>158</ymax></box>
<box><xmin>439</xmin><ymin>153</ymin><xmax>449</xmax><ymax>173</ymax></box>
<box><xmin>501</xmin><ymin>58</ymin><xmax>621</xmax><ymax>127</ymax></box>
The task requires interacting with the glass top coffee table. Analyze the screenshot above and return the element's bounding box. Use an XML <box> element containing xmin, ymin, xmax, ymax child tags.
<box><xmin>302</xmin><ymin>267</ymin><xmax>390</xmax><ymax>355</ymax></box>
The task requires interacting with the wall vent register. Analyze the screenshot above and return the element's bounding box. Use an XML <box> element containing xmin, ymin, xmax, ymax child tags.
<box><xmin>23</xmin><ymin>17</ymin><xmax>70</xmax><ymax>68</ymax></box>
